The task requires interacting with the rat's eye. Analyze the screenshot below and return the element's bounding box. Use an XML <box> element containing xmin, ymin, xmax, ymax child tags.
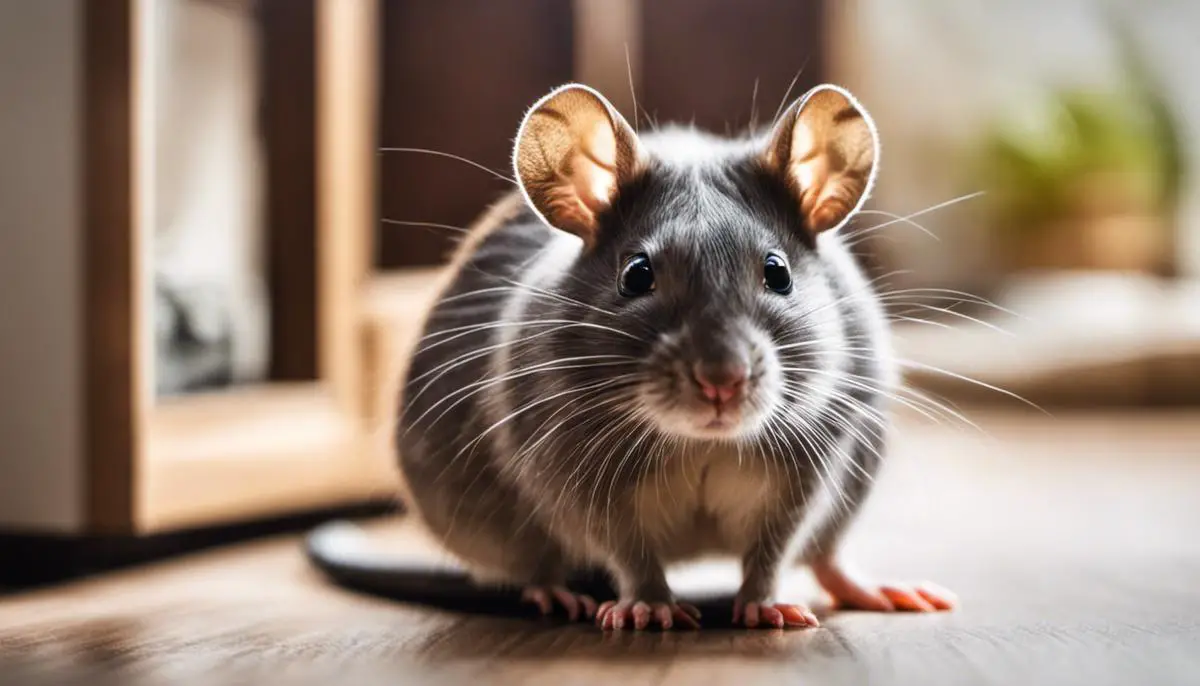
<box><xmin>619</xmin><ymin>253</ymin><xmax>655</xmax><ymax>297</ymax></box>
<box><xmin>763</xmin><ymin>253</ymin><xmax>793</xmax><ymax>294</ymax></box>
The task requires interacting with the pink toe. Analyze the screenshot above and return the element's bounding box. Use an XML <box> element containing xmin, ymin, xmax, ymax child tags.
<box><xmin>776</xmin><ymin>604</ymin><xmax>810</xmax><ymax>627</ymax></box>
<box><xmin>613</xmin><ymin>601</ymin><xmax>633</xmax><ymax>630</ymax></box>
<box><xmin>521</xmin><ymin>588</ymin><xmax>552</xmax><ymax>615</ymax></box>
<box><xmin>916</xmin><ymin>583</ymin><xmax>958</xmax><ymax>610</ymax></box>
<box><xmin>777</xmin><ymin>604</ymin><xmax>801</xmax><ymax>625</ymax></box>
<box><xmin>651</xmin><ymin>604</ymin><xmax>671</xmax><ymax>629</ymax></box>
<box><xmin>549</xmin><ymin>589</ymin><xmax>577</xmax><ymax>621</ymax></box>
<box><xmin>880</xmin><ymin>585</ymin><xmax>937</xmax><ymax>612</ymax></box>
<box><xmin>597</xmin><ymin>600</ymin><xmax>619</xmax><ymax>629</ymax></box>
<box><xmin>673</xmin><ymin>606</ymin><xmax>701</xmax><ymax>629</ymax></box>
<box><xmin>632</xmin><ymin>602</ymin><xmax>653</xmax><ymax>630</ymax></box>
<box><xmin>760</xmin><ymin>606</ymin><xmax>785</xmax><ymax>629</ymax></box>
<box><xmin>579</xmin><ymin>594</ymin><xmax>598</xmax><ymax>619</ymax></box>
<box><xmin>744</xmin><ymin>603</ymin><xmax>760</xmax><ymax>628</ymax></box>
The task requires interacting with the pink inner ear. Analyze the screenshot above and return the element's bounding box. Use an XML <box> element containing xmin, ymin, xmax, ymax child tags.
<box><xmin>542</xmin><ymin>185</ymin><xmax>599</xmax><ymax>236</ymax></box>
<box><xmin>514</xmin><ymin>85</ymin><xmax>646</xmax><ymax>243</ymax></box>
<box><xmin>789</xmin><ymin>124</ymin><xmax>839</xmax><ymax>230</ymax></box>
<box><xmin>570</xmin><ymin>117</ymin><xmax>619</xmax><ymax>213</ymax></box>
<box><xmin>787</xmin><ymin>109</ymin><xmax>871</xmax><ymax>234</ymax></box>
<box><xmin>789</xmin><ymin>124</ymin><xmax>821</xmax><ymax>189</ymax></box>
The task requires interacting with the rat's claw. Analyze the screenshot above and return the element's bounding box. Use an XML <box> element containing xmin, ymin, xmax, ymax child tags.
<box><xmin>744</xmin><ymin>601</ymin><xmax>760</xmax><ymax>628</ymax></box>
<box><xmin>654</xmin><ymin>603</ymin><xmax>673</xmax><ymax>629</ymax></box>
<box><xmin>548</xmin><ymin>587</ymin><xmax>596</xmax><ymax>621</ymax></box>
<box><xmin>672</xmin><ymin>603</ymin><xmax>702</xmax><ymax>629</ymax></box>
<box><xmin>879</xmin><ymin>582</ymin><xmax>957</xmax><ymax>612</ymax></box>
<box><xmin>575</xmin><ymin>592</ymin><xmax>600</xmax><ymax>619</ymax></box>
<box><xmin>521</xmin><ymin>587</ymin><xmax>553</xmax><ymax>615</ymax></box>
<box><xmin>631</xmin><ymin>602</ymin><xmax>653</xmax><ymax>630</ymax></box>
<box><xmin>916</xmin><ymin>581</ymin><xmax>958</xmax><ymax>610</ymax></box>
<box><xmin>521</xmin><ymin>585</ymin><xmax>595</xmax><ymax>621</ymax></box>
<box><xmin>553</xmin><ymin>589</ymin><xmax>580</xmax><ymax>621</ymax></box>
<box><xmin>596</xmin><ymin>600</ymin><xmax>626</xmax><ymax>630</ymax></box>
<box><xmin>734</xmin><ymin>599</ymin><xmax>819</xmax><ymax>629</ymax></box>
<box><xmin>598</xmin><ymin>601</ymin><xmax>618</xmax><ymax>629</ymax></box>
<box><xmin>596</xmin><ymin>600</ymin><xmax>701</xmax><ymax>630</ymax></box>
<box><xmin>813</xmin><ymin>561</ymin><xmax>957</xmax><ymax>614</ymax></box>
<box><xmin>778</xmin><ymin>604</ymin><xmax>820</xmax><ymax>627</ymax></box>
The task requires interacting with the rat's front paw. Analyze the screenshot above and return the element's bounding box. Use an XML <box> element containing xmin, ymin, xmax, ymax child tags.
<box><xmin>521</xmin><ymin>585</ymin><xmax>597</xmax><ymax>622</ymax></box>
<box><xmin>812</xmin><ymin>561</ymin><xmax>957</xmax><ymax>613</ymax></box>
<box><xmin>596</xmin><ymin>599</ymin><xmax>701</xmax><ymax>630</ymax></box>
<box><xmin>732</xmin><ymin>598</ymin><xmax>819</xmax><ymax>629</ymax></box>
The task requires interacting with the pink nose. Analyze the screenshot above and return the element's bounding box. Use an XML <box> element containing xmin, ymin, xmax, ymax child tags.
<box><xmin>692</xmin><ymin>362</ymin><xmax>748</xmax><ymax>404</ymax></box>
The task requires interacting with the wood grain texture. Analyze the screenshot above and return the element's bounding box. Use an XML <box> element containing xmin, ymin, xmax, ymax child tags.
<box><xmin>4</xmin><ymin>409</ymin><xmax>1200</xmax><ymax>685</ymax></box>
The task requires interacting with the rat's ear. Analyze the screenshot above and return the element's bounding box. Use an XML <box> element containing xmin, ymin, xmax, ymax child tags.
<box><xmin>762</xmin><ymin>84</ymin><xmax>879</xmax><ymax>235</ymax></box>
<box><xmin>513</xmin><ymin>84</ymin><xmax>645</xmax><ymax>246</ymax></box>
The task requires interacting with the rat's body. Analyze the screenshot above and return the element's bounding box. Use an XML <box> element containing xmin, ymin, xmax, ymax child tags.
<box><xmin>311</xmin><ymin>84</ymin><xmax>955</xmax><ymax>629</ymax></box>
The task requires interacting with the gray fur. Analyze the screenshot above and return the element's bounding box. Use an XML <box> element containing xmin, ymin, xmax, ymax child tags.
<box><xmin>396</xmin><ymin>123</ymin><xmax>895</xmax><ymax>610</ymax></box>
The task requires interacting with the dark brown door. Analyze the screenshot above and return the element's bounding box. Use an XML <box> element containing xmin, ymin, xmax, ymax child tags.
<box><xmin>376</xmin><ymin>0</ymin><xmax>828</xmax><ymax>269</ymax></box>
<box><xmin>378</xmin><ymin>0</ymin><xmax>574</xmax><ymax>268</ymax></box>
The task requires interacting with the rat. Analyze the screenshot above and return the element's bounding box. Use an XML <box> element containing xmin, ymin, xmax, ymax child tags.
<box><xmin>307</xmin><ymin>82</ymin><xmax>956</xmax><ymax>630</ymax></box>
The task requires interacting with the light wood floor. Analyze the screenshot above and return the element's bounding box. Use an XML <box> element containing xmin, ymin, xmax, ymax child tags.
<box><xmin>3</xmin><ymin>408</ymin><xmax>1200</xmax><ymax>686</ymax></box>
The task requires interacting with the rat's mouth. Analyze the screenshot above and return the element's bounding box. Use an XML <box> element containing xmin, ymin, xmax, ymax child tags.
<box><xmin>692</xmin><ymin>399</ymin><xmax>746</xmax><ymax>434</ymax></box>
<box><xmin>642</xmin><ymin>397</ymin><xmax>761</xmax><ymax>440</ymax></box>
<box><xmin>703</xmin><ymin>414</ymin><xmax>732</xmax><ymax>428</ymax></box>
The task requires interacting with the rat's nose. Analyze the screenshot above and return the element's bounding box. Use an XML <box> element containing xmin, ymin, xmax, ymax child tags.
<box><xmin>692</xmin><ymin>361</ymin><xmax>748</xmax><ymax>404</ymax></box>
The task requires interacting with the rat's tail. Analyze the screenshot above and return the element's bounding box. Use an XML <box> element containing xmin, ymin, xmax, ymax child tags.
<box><xmin>304</xmin><ymin>521</ymin><xmax>614</xmax><ymax>616</ymax></box>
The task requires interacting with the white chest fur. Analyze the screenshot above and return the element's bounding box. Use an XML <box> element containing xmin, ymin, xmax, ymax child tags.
<box><xmin>633</xmin><ymin>443</ymin><xmax>779</xmax><ymax>563</ymax></box>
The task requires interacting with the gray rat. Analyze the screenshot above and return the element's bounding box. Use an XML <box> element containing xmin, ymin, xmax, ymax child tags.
<box><xmin>309</xmin><ymin>83</ymin><xmax>956</xmax><ymax>630</ymax></box>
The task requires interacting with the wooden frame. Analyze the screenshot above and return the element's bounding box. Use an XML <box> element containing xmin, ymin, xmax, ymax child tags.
<box><xmin>84</xmin><ymin>0</ymin><xmax>395</xmax><ymax>535</ymax></box>
<box><xmin>77</xmin><ymin>0</ymin><xmax>837</xmax><ymax>537</ymax></box>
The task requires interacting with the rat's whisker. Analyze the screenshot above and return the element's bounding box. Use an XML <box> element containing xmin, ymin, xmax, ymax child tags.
<box><xmin>885</xmin><ymin>302</ymin><xmax>1014</xmax><ymax>337</ymax></box>
<box><xmin>625</xmin><ymin>42</ymin><xmax>640</xmax><ymax>133</ymax></box>
<box><xmin>897</xmin><ymin>358</ymin><xmax>1049</xmax><ymax>415</ymax></box>
<box><xmin>853</xmin><ymin>191</ymin><xmax>986</xmax><ymax>236</ymax></box>
<box><xmin>412</xmin><ymin>318</ymin><xmax>638</xmax><ymax>357</ymax></box>
<box><xmin>749</xmin><ymin>77</ymin><xmax>761</xmax><ymax>133</ymax></box>
<box><xmin>852</xmin><ymin>209</ymin><xmax>940</xmax><ymax>242</ymax></box>
<box><xmin>378</xmin><ymin>146</ymin><xmax>515</xmax><ymax>184</ymax></box>
<box><xmin>408</xmin><ymin>359</ymin><xmax>639</xmax><ymax>433</ymax></box>
<box><xmin>771</xmin><ymin>57</ymin><xmax>811</xmax><ymax>124</ymax></box>
<box><xmin>406</xmin><ymin>327</ymin><xmax>638</xmax><ymax>406</ymax></box>
<box><xmin>381</xmin><ymin>218</ymin><xmax>472</xmax><ymax>236</ymax></box>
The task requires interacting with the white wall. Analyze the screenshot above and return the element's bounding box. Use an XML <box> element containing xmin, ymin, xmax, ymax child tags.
<box><xmin>0</xmin><ymin>0</ymin><xmax>84</xmax><ymax>533</ymax></box>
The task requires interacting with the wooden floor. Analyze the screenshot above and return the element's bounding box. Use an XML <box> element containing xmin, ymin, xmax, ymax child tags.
<box><xmin>3</xmin><ymin>408</ymin><xmax>1200</xmax><ymax>685</ymax></box>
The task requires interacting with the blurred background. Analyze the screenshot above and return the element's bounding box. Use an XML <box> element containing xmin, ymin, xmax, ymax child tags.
<box><xmin>137</xmin><ymin>0</ymin><xmax>1200</xmax><ymax>407</ymax></box>
<box><xmin>158</xmin><ymin>0</ymin><xmax>1200</xmax><ymax>402</ymax></box>
<box><xmin>2</xmin><ymin>0</ymin><xmax>1199</xmax><ymax>572</ymax></box>
<box><xmin>3</xmin><ymin>3</ymin><xmax>1200</xmax><ymax>682</ymax></box>
<box><xmin>374</xmin><ymin>0</ymin><xmax>1200</xmax><ymax>411</ymax></box>
<box><xmin>842</xmin><ymin>0</ymin><xmax>1200</xmax><ymax>409</ymax></box>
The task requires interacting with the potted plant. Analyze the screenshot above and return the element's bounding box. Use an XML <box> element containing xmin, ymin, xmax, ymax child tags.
<box><xmin>975</xmin><ymin>18</ymin><xmax>1184</xmax><ymax>275</ymax></box>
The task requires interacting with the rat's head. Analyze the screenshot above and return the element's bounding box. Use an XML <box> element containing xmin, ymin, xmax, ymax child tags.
<box><xmin>513</xmin><ymin>84</ymin><xmax>878</xmax><ymax>442</ymax></box>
